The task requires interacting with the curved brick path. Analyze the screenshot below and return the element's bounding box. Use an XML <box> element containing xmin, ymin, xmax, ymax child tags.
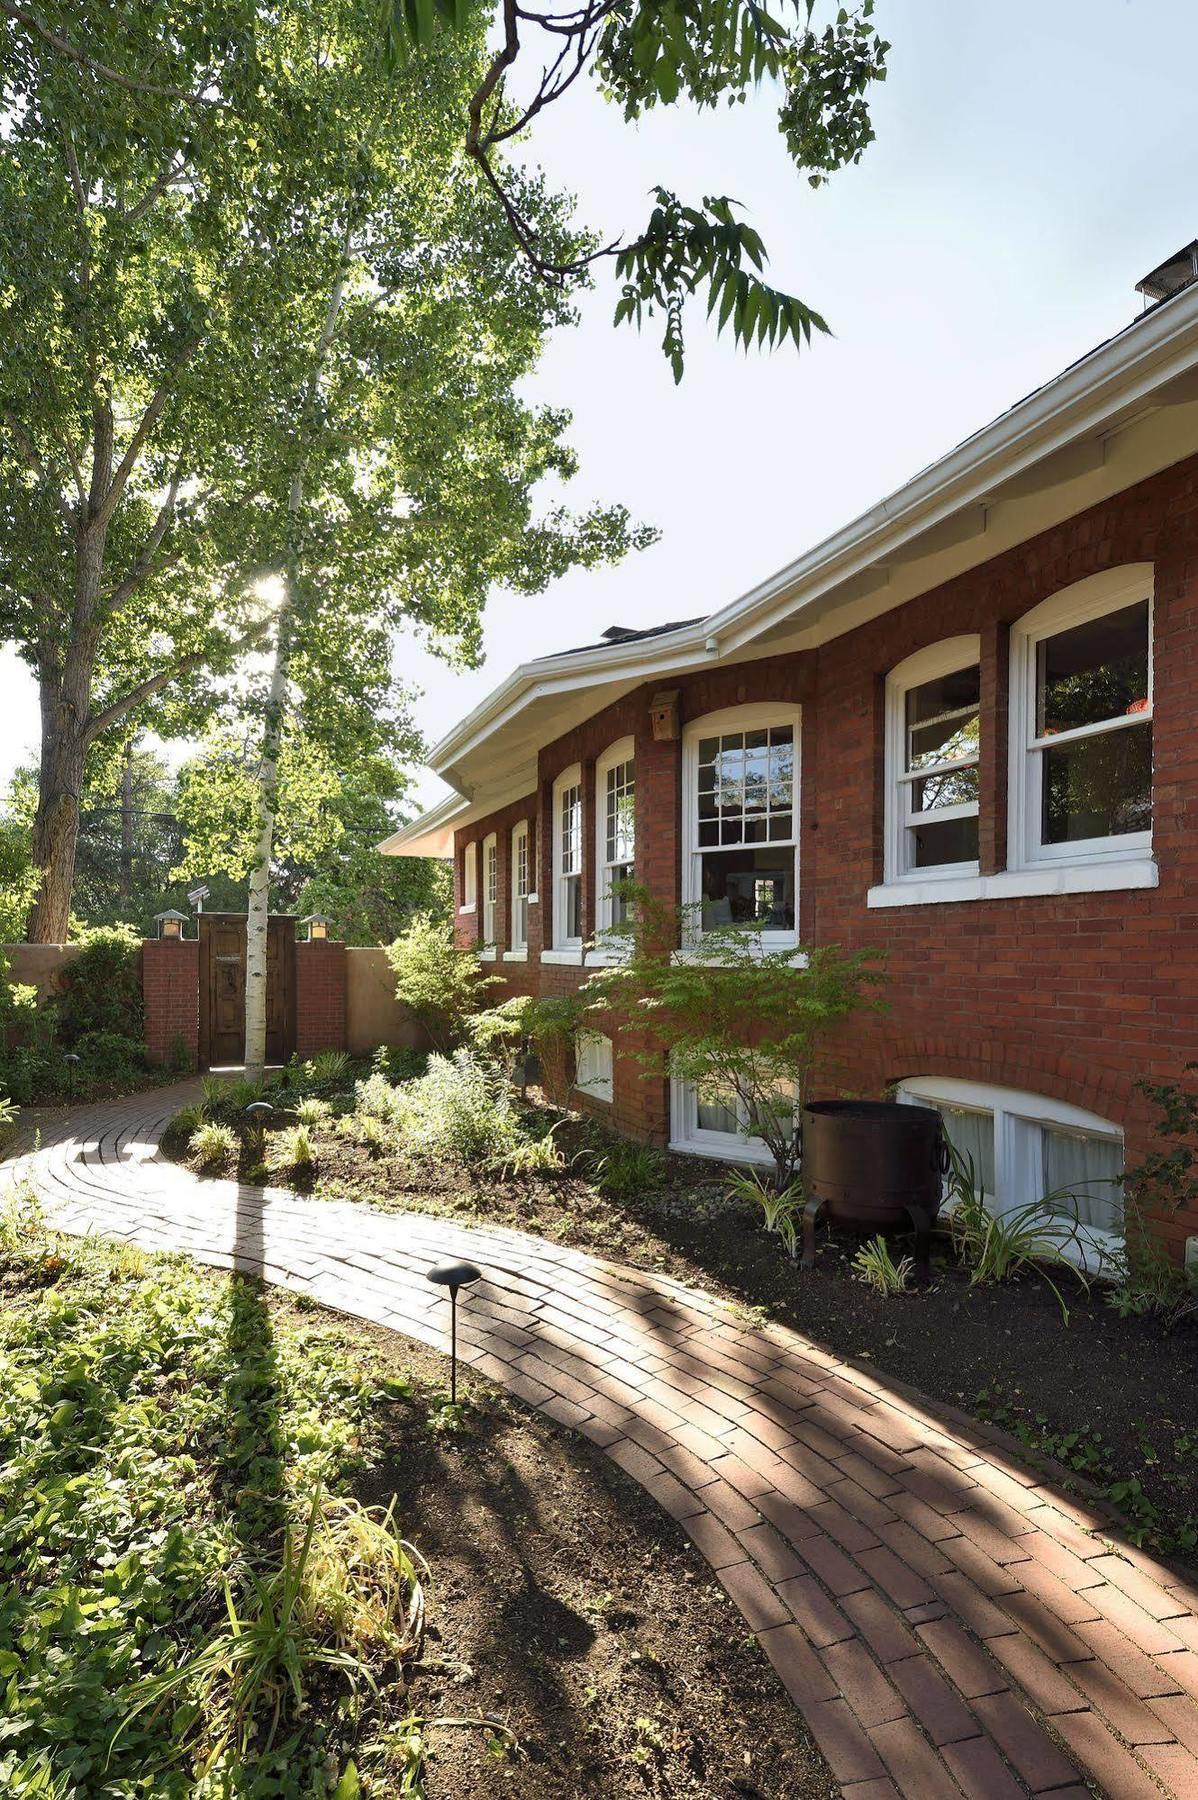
<box><xmin>8</xmin><ymin>1087</ymin><xmax>1198</xmax><ymax>1799</ymax></box>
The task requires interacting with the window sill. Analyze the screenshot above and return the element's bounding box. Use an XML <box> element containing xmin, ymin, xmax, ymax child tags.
<box><xmin>669</xmin><ymin>1136</ymin><xmax>775</xmax><ymax>1167</ymax></box>
<box><xmin>671</xmin><ymin>944</ymin><xmax>808</xmax><ymax>968</ymax></box>
<box><xmin>583</xmin><ymin>946</ymin><xmax>630</xmax><ymax>967</ymax></box>
<box><xmin>527</xmin><ymin>892</ymin><xmax>540</xmax><ymax>905</ymax></box>
<box><xmin>502</xmin><ymin>948</ymin><xmax>528</xmax><ymax>962</ymax></box>
<box><xmin>542</xmin><ymin>946</ymin><xmax>583</xmax><ymax>965</ymax></box>
<box><xmin>458</xmin><ymin>903</ymin><xmax>476</xmax><ymax>916</ymax></box>
<box><xmin>867</xmin><ymin>857</ymin><xmax>1158</xmax><ymax>908</ymax></box>
<box><xmin>479</xmin><ymin>947</ymin><xmax>498</xmax><ymax>962</ymax></box>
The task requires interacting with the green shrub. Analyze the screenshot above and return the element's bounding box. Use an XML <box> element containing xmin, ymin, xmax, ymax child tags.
<box><xmin>469</xmin><ymin>994</ymin><xmax>533</xmax><ymax>1059</ymax></box>
<box><xmin>0</xmin><ymin>1093</ymin><xmax>16</xmax><ymax>1150</ymax></box>
<box><xmin>495</xmin><ymin>1125</ymin><xmax>565</xmax><ymax>1178</ymax></box>
<box><xmin>283</xmin><ymin>1123</ymin><xmax>316</xmax><ymax>1171</ymax></box>
<box><xmin>172</xmin><ymin>1102</ymin><xmax>209</xmax><ymax>1138</ymax></box>
<box><xmin>354</xmin><ymin>1070</ymin><xmax>406</xmax><ymax>1126</ymax></box>
<box><xmin>189</xmin><ymin>1121</ymin><xmax>239</xmax><ymax>1168</ymax></box>
<box><xmin>56</xmin><ymin>923</ymin><xmax>143</xmax><ymax>1044</ymax></box>
<box><xmin>371</xmin><ymin>1043</ymin><xmax>426</xmax><ymax>1083</ymax></box>
<box><xmin>394</xmin><ymin>1048</ymin><xmax>524</xmax><ymax>1169</ymax></box>
<box><xmin>590</xmin><ymin>1138</ymin><xmax>664</xmax><ymax>1200</ymax></box>
<box><xmin>357</xmin><ymin>1113</ymin><xmax>393</xmax><ymax>1159</ymax></box>
<box><xmin>852</xmin><ymin>1235</ymin><xmax>913</xmax><ymax>1295</ymax></box>
<box><xmin>386</xmin><ymin>912</ymin><xmax>498</xmax><ymax>1053</ymax></box>
<box><xmin>294</xmin><ymin>1096</ymin><xmax>331</xmax><ymax>1127</ymax></box>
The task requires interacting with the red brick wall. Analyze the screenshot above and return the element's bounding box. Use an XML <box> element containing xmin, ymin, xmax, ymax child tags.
<box><xmin>450</xmin><ymin>453</ymin><xmax>1198</xmax><ymax>1247</ymax></box>
<box><xmin>142</xmin><ymin>939</ymin><xmax>199</xmax><ymax>1067</ymax></box>
<box><xmin>295</xmin><ymin>941</ymin><xmax>347</xmax><ymax>1059</ymax></box>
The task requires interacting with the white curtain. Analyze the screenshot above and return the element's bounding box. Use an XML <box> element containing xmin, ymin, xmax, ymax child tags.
<box><xmin>936</xmin><ymin>1104</ymin><xmax>995</xmax><ymax>1198</ymax></box>
<box><xmin>1042</xmin><ymin>1127</ymin><xmax>1123</xmax><ymax>1233</ymax></box>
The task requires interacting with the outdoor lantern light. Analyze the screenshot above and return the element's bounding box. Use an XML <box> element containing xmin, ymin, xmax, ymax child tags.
<box><xmin>62</xmin><ymin>1051</ymin><xmax>80</xmax><ymax>1099</ymax></box>
<box><xmin>244</xmin><ymin>1099</ymin><xmax>273</xmax><ymax>1154</ymax></box>
<box><xmin>425</xmin><ymin>1259</ymin><xmax>483</xmax><ymax>1404</ymax></box>
<box><xmin>301</xmin><ymin>914</ymin><xmax>330</xmax><ymax>942</ymax></box>
<box><xmin>154</xmin><ymin>909</ymin><xmax>188</xmax><ymax>940</ymax></box>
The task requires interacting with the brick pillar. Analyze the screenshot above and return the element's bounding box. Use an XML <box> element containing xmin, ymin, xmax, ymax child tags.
<box><xmin>142</xmin><ymin>938</ymin><xmax>199</xmax><ymax>1067</ymax></box>
<box><xmin>295</xmin><ymin>940</ymin><xmax>347</xmax><ymax>1058</ymax></box>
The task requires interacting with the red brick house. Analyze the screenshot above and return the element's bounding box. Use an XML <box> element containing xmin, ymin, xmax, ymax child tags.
<box><xmin>386</xmin><ymin>248</ymin><xmax>1198</xmax><ymax>1264</ymax></box>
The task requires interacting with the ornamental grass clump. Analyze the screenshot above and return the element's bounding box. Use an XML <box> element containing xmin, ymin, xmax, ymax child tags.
<box><xmin>189</xmin><ymin>1120</ymin><xmax>239</xmax><ymax>1168</ymax></box>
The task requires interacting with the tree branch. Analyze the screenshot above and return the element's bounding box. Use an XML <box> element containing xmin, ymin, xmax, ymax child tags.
<box><xmin>84</xmin><ymin>616</ymin><xmax>273</xmax><ymax>746</ymax></box>
<box><xmin>97</xmin><ymin>346</ymin><xmax>198</xmax><ymax>527</ymax></box>
<box><xmin>0</xmin><ymin>2</ymin><xmax>224</xmax><ymax>107</ymax></box>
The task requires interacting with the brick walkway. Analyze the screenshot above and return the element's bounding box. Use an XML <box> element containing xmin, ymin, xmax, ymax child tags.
<box><xmin>8</xmin><ymin>1085</ymin><xmax>1198</xmax><ymax>1799</ymax></box>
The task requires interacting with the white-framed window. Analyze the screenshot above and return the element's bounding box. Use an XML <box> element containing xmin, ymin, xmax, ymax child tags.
<box><xmin>552</xmin><ymin>763</ymin><xmax>583</xmax><ymax>949</ymax></box>
<box><xmin>595</xmin><ymin>737</ymin><xmax>635</xmax><ymax>931</ymax></box>
<box><xmin>897</xmin><ymin>1076</ymin><xmax>1125</xmax><ymax>1260</ymax></box>
<box><xmin>885</xmin><ymin>637</ymin><xmax>981</xmax><ymax>883</ymax></box>
<box><xmin>460</xmin><ymin>840</ymin><xmax>476</xmax><ymax>914</ymax></box>
<box><xmin>1009</xmin><ymin>565</ymin><xmax>1153</xmax><ymax>869</ymax></box>
<box><xmin>575</xmin><ymin>1032</ymin><xmax>613</xmax><ymax>1104</ymax></box>
<box><xmin>480</xmin><ymin>833</ymin><xmax>498</xmax><ymax>955</ymax></box>
<box><xmin>670</xmin><ymin>1077</ymin><xmax>796</xmax><ymax>1165</ymax></box>
<box><xmin>510</xmin><ymin>820</ymin><xmax>529</xmax><ymax>952</ymax></box>
<box><xmin>682</xmin><ymin>705</ymin><xmax>800</xmax><ymax>946</ymax></box>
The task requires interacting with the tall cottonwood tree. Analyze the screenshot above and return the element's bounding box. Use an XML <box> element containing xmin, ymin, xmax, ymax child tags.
<box><xmin>0</xmin><ymin>0</ymin><xmax>642</xmax><ymax>945</ymax></box>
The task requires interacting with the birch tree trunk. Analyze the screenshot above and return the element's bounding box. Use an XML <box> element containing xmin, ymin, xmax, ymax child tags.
<box><xmin>242</xmin><ymin>257</ymin><xmax>350</xmax><ymax>1082</ymax></box>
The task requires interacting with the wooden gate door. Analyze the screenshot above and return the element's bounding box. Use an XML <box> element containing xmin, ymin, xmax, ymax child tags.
<box><xmin>198</xmin><ymin>914</ymin><xmax>296</xmax><ymax>1069</ymax></box>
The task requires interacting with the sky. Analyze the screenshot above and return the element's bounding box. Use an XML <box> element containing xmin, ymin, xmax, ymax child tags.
<box><xmin>4</xmin><ymin>0</ymin><xmax>1197</xmax><ymax>821</ymax></box>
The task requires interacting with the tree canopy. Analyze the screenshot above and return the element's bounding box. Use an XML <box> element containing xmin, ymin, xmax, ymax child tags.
<box><xmin>384</xmin><ymin>0</ymin><xmax>889</xmax><ymax>379</ymax></box>
<box><xmin>0</xmin><ymin>0</ymin><xmax>649</xmax><ymax>940</ymax></box>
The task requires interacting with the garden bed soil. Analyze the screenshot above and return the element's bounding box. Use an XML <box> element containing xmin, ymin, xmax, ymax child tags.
<box><xmin>166</xmin><ymin>1101</ymin><xmax>1198</xmax><ymax>1563</ymax></box>
<box><xmin>292</xmin><ymin>1293</ymin><xmax>836</xmax><ymax>1799</ymax></box>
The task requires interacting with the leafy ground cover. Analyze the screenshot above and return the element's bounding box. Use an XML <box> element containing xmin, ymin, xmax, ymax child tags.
<box><xmin>166</xmin><ymin>1056</ymin><xmax>1198</xmax><ymax>1569</ymax></box>
<box><xmin>0</xmin><ymin>1181</ymin><xmax>831</xmax><ymax>1799</ymax></box>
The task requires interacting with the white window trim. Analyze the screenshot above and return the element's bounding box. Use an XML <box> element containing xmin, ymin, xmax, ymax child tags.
<box><xmin>459</xmin><ymin>840</ymin><xmax>476</xmax><ymax>915</ymax></box>
<box><xmin>897</xmin><ymin>1075</ymin><xmax>1124</xmax><ymax>1270</ymax></box>
<box><xmin>867</xmin><ymin>858</ymin><xmax>1158</xmax><ymax>908</ymax></box>
<box><xmin>682</xmin><ymin>703</ymin><xmax>801</xmax><ymax>950</ymax></box>
<box><xmin>1008</xmin><ymin>564</ymin><xmax>1154</xmax><ymax>872</ymax></box>
<box><xmin>541</xmin><ymin>947</ymin><xmax>584</xmax><ymax>966</ymax></box>
<box><xmin>480</xmin><ymin>832</ymin><xmax>498</xmax><ymax>958</ymax></box>
<box><xmin>551</xmin><ymin>762</ymin><xmax>584</xmax><ymax>950</ymax></box>
<box><xmin>510</xmin><ymin>819</ymin><xmax>529</xmax><ymax>953</ymax></box>
<box><xmin>884</xmin><ymin>635</ymin><xmax>981</xmax><ymax>886</ymax></box>
<box><xmin>669</xmin><ymin>1077</ymin><xmax>787</xmax><ymax>1167</ymax></box>
<box><xmin>595</xmin><ymin>735</ymin><xmax>636</xmax><ymax>934</ymax></box>
<box><xmin>574</xmin><ymin>1032</ymin><xmax>614</xmax><ymax>1104</ymax></box>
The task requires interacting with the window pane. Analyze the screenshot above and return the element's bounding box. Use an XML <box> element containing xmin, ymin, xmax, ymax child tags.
<box><xmin>1042</xmin><ymin>1127</ymin><xmax>1123</xmax><ymax>1234</ymax></box>
<box><xmin>697</xmin><ymin>1088</ymin><xmax>740</xmax><ymax>1134</ymax></box>
<box><xmin>565</xmin><ymin>872</ymin><xmax>582</xmax><ymax>939</ymax></box>
<box><xmin>909</xmin><ymin>814</ymin><xmax>978</xmax><ymax>868</ymax></box>
<box><xmin>605</xmin><ymin>759</ymin><xmax>635</xmax><ymax>865</ymax></box>
<box><xmin>906</xmin><ymin>666</ymin><xmax>981</xmax><ymax>771</ymax></box>
<box><xmin>700</xmin><ymin>847</ymin><xmax>794</xmax><ymax>931</ymax></box>
<box><xmin>1036</xmin><ymin>599</ymin><xmax>1149</xmax><ymax>737</ymax></box>
<box><xmin>930</xmin><ymin>1104</ymin><xmax>995</xmax><ymax>1196</ymax></box>
<box><xmin>911</xmin><ymin>766</ymin><xmax>980</xmax><ymax>812</ymax></box>
<box><xmin>1041</xmin><ymin>723</ymin><xmax>1151</xmax><ymax>844</ymax></box>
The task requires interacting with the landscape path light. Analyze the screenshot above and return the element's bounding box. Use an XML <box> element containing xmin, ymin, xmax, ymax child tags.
<box><xmin>425</xmin><ymin>1260</ymin><xmax>483</xmax><ymax>1404</ymax></box>
<box><xmin>62</xmin><ymin>1051</ymin><xmax>80</xmax><ymax>1100</ymax></box>
<box><xmin>244</xmin><ymin>1098</ymin><xmax>274</xmax><ymax>1158</ymax></box>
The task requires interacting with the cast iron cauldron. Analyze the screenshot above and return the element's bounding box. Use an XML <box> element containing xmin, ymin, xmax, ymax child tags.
<box><xmin>800</xmin><ymin>1099</ymin><xmax>947</xmax><ymax>1272</ymax></box>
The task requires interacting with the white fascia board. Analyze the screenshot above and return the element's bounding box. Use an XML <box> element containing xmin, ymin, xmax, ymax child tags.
<box><xmin>377</xmin><ymin>792</ymin><xmax>470</xmax><ymax>859</ymax></box>
<box><xmin>707</xmin><ymin>283</ymin><xmax>1198</xmax><ymax>657</ymax></box>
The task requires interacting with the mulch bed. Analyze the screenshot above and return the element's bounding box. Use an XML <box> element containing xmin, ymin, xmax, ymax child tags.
<box><xmin>168</xmin><ymin>1103</ymin><xmax>1198</xmax><ymax>1565</ymax></box>
<box><xmin>294</xmin><ymin>1294</ymin><xmax>836</xmax><ymax>1800</ymax></box>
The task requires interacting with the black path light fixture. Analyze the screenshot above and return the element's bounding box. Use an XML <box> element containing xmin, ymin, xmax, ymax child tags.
<box><xmin>244</xmin><ymin>1098</ymin><xmax>274</xmax><ymax>1157</ymax></box>
<box><xmin>426</xmin><ymin>1260</ymin><xmax>483</xmax><ymax>1404</ymax></box>
<box><xmin>62</xmin><ymin>1051</ymin><xmax>81</xmax><ymax>1100</ymax></box>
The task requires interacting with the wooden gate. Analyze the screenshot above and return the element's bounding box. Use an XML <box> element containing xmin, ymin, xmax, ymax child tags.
<box><xmin>198</xmin><ymin>914</ymin><xmax>296</xmax><ymax>1070</ymax></box>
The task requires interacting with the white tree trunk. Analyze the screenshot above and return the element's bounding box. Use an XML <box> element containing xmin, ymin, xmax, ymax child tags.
<box><xmin>242</xmin><ymin>259</ymin><xmax>349</xmax><ymax>1081</ymax></box>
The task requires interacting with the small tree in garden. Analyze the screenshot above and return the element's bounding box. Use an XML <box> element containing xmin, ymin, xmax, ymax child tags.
<box><xmin>582</xmin><ymin>888</ymin><xmax>885</xmax><ymax>1189</ymax></box>
<box><xmin>386</xmin><ymin>912</ymin><xmax>499</xmax><ymax>1054</ymax></box>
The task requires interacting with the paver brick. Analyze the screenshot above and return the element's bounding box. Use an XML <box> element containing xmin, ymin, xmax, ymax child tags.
<box><xmin>1141</xmin><ymin>1738</ymin><xmax>1198</xmax><ymax>1794</ymax></box>
<box><xmin>776</xmin><ymin>1575</ymin><xmax>855</xmax><ymax>1647</ymax></box>
<box><xmin>841</xmin><ymin>1587</ymin><xmax>921</xmax><ymax>1664</ymax></box>
<box><xmin>940</xmin><ymin>1733</ymin><xmax>1026</xmax><ymax>1799</ymax></box>
<box><xmin>681</xmin><ymin>1510</ymin><xmax>745</xmax><ymax>1570</ymax></box>
<box><xmin>715</xmin><ymin>1557</ymin><xmax>792</xmax><ymax>1631</ymax></box>
<box><xmin>916</xmin><ymin>1617</ymin><xmax>1009</xmax><ymax>1698</ymax></box>
<box><xmin>821</xmin><ymin>1639</ymin><xmax>908</xmax><ymax>1728</ymax></box>
<box><xmin>803</xmin><ymin>1697</ymin><xmax>887</xmax><ymax>1784</ymax></box>
<box><xmin>866</xmin><ymin>1717</ymin><xmax>964</xmax><ymax>1799</ymax></box>
<box><xmin>1052</xmin><ymin>1709</ymin><xmax>1168</xmax><ymax>1800</ymax></box>
<box><xmin>756</xmin><ymin>1622</ymin><xmax>840</xmax><ymax>1704</ymax></box>
<box><xmin>887</xmin><ymin>1652</ymin><xmax>980</xmax><ymax>1744</ymax></box>
<box><xmin>971</xmin><ymin>1691</ymin><xmax>1081</xmax><ymax>1791</ymax></box>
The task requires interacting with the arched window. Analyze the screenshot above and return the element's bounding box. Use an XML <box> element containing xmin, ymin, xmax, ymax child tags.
<box><xmin>595</xmin><ymin>737</ymin><xmax>635</xmax><ymax>932</ymax></box>
<box><xmin>681</xmin><ymin>704</ymin><xmax>800</xmax><ymax>946</ymax></box>
<box><xmin>551</xmin><ymin>763</ymin><xmax>583</xmax><ymax>950</ymax></box>
<box><xmin>509</xmin><ymin>820</ymin><xmax>529</xmax><ymax>954</ymax></box>
<box><xmin>1009</xmin><ymin>565</ymin><xmax>1153</xmax><ymax>868</ymax></box>
<box><xmin>897</xmin><ymin>1076</ymin><xmax>1124</xmax><ymax>1260</ymax></box>
<box><xmin>884</xmin><ymin>637</ymin><xmax>981</xmax><ymax>884</ymax></box>
<box><xmin>480</xmin><ymin>832</ymin><xmax>498</xmax><ymax>956</ymax></box>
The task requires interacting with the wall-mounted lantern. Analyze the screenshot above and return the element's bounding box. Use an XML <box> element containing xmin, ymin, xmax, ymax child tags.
<box><xmin>153</xmin><ymin>909</ymin><xmax>189</xmax><ymax>940</ymax></box>
<box><xmin>649</xmin><ymin>688</ymin><xmax>680</xmax><ymax>742</ymax></box>
<box><xmin>300</xmin><ymin>914</ymin><xmax>330</xmax><ymax>942</ymax></box>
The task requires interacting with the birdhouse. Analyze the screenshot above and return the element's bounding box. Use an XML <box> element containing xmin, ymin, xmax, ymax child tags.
<box><xmin>649</xmin><ymin>689</ymin><xmax>680</xmax><ymax>742</ymax></box>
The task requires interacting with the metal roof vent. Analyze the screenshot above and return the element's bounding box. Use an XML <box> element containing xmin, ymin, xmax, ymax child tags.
<box><xmin>1136</xmin><ymin>241</ymin><xmax>1198</xmax><ymax>307</ymax></box>
<box><xmin>600</xmin><ymin>625</ymin><xmax>639</xmax><ymax>642</ymax></box>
